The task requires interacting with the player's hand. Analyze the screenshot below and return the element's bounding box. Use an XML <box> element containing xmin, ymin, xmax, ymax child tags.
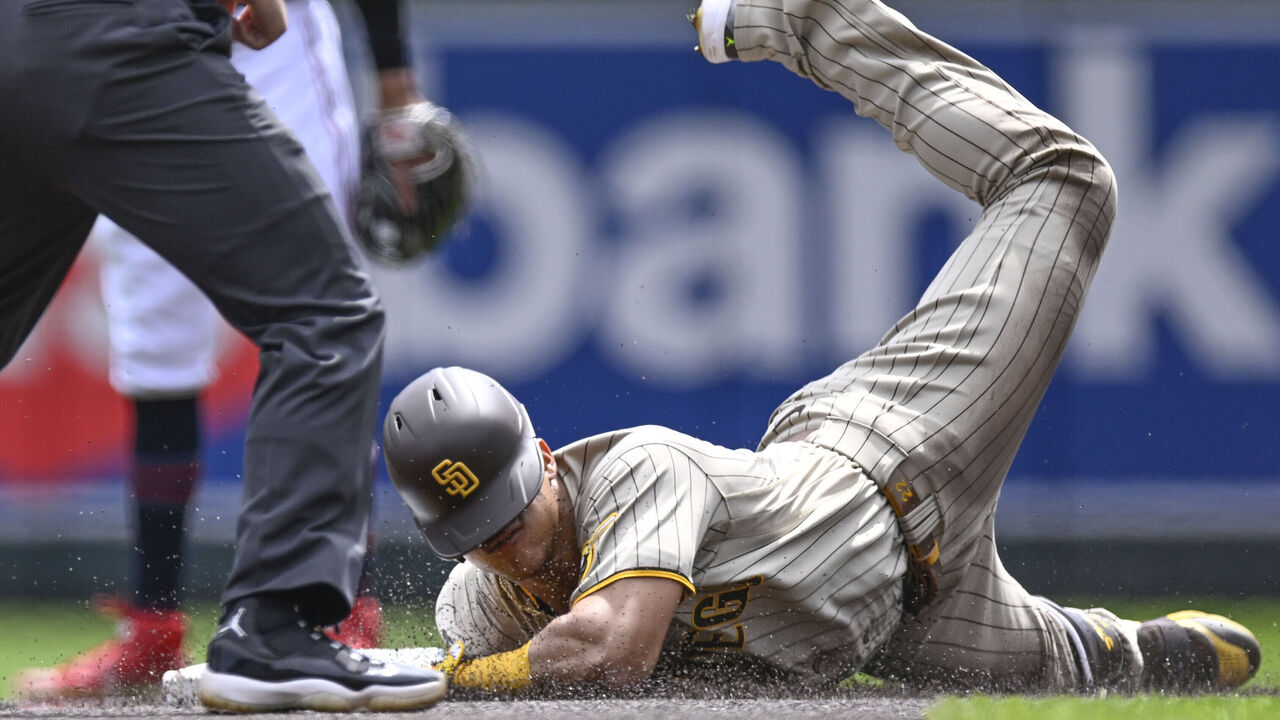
<box><xmin>353</xmin><ymin>99</ymin><xmax>474</xmax><ymax>264</ymax></box>
<box><xmin>376</xmin><ymin>68</ymin><xmax>431</xmax><ymax>214</ymax></box>
<box><xmin>430</xmin><ymin>641</ymin><xmax>466</xmax><ymax>681</ymax></box>
<box><xmin>219</xmin><ymin>0</ymin><xmax>288</xmax><ymax>50</ymax></box>
<box><xmin>427</xmin><ymin>640</ymin><xmax>532</xmax><ymax>692</ymax></box>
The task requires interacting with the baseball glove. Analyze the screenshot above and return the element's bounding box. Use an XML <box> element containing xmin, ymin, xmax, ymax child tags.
<box><xmin>354</xmin><ymin>100</ymin><xmax>474</xmax><ymax>264</ymax></box>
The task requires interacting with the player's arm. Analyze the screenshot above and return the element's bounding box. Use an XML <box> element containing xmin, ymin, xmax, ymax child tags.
<box><xmin>436</xmin><ymin>561</ymin><xmax>555</xmax><ymax>656</ymax></box>
<box><xmin>441</xmin><ymin>575</ymin><xmax>685</xmax><ymax>692</ymax></box>
<box><xmin>353</xmin><ymin>0</ymin><xmax>424</xmax><ymax>109</ymax></box>
<box><xmin>349</xmin><ymin>0</ymin><xmax>471</xmax><ymax>260</ymax></box>
<box><xmin>440</xmin><ymin>439</ymin><xmax>706</xmax><ymax>692</ymax></box>
<box><xmin>529</xmin><ymin>575</ymin><xmax>686</xmax><ymax>687</ymax></box>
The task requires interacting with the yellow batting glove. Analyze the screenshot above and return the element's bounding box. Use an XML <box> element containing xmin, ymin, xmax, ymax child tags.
<box><xmin>432</xmin><ymin>640</ymin><xmax>532</xmax><ymax>692</ymax></box>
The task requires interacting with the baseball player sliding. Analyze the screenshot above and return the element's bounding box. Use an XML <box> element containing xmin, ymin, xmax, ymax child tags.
<box><xmin>376</xmin><ymin>0</ymin><xmax>1261</xmax><ymax>695</ymax></box>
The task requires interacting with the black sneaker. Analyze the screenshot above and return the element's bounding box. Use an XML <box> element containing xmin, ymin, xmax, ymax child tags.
<box><xmin>1138</xmin><ymin>610</ymin><xmax>1262</xmax><ymax>693</ymax></box>
<box><xmin>198</xmin><ymin>596</ymin><xmax>446</xmax><ymax>712</ymax></box>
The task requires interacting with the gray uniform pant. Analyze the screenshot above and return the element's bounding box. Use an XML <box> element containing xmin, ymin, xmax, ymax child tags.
<box><xmin>0</xmin><ymin>0</ymin><xmax>383</xmax><ymax>624</ymax></box>
<box><xmin>752</xmin><ymin>0</ymin><xmax>1118</xmax><ymax>689</ymax></box>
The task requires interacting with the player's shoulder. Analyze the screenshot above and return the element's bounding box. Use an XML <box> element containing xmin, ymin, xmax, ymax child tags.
<box><xmin>438</xmin><ymin>560</ymin><xmax>536</xmax><ymax>608</ymax></box>
<box><xmin>558</xmin><ymin>426</ymin><xmax>758</xmax><ymax>509</ymax></box>
<box><xmin>435</xmin><ymin>562</ymin><xmax>554</xmax><ymax>654</ymax></box>
<box><xmin>556</xmin><ymin>425</ymin><xmax>732</xmax><ymax>467</ymax></box>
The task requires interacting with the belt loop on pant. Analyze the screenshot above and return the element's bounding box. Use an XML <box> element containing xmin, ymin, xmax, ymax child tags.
<box><xmin>879</xmin><ymin>469</ymin><xmax>941</xmax><ymax>615</ymax></box>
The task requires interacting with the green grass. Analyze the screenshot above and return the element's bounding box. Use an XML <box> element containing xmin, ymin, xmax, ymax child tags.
<box><xmin>0</xmin><ymin>594</ymin><xmax>1274</xmax><ymax>715</ymax></box>
<box><xmin>928</xmin><ymin>695</ymin><xmax>1280</xmax><ymax>720</ymax></box>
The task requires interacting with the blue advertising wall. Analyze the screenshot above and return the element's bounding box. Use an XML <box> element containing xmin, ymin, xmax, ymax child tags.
<box><xmin>2</xmin><ymin>3</ymin><xmax>1278</xmax><ymax>565</ymax></box>
<box><xmin>206</xmin><ymin>4</ymin><xmax>1280</xmax><ymax>539</ymax></box>
<box><xmin>342</xmin><ymin>3</ymin><xmax>1280</xmax><ymax>536</ymax></box>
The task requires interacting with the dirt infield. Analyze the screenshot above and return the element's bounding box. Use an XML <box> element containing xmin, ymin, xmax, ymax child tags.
<box><xmin>0</xmin><ymin>696</ymin><xmax>931</xmax><ymax>720</ymax></box>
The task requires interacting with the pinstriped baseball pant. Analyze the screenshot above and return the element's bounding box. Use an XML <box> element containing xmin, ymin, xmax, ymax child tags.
<box><xmin>750</xmin><ymin>0</ymin><xmax>1117</xmax><ymax>688</ymax></box>
<box><xmin>0</xmin><ymin>0</ymin><xmax>381</xmax><ymax>624</ymax></box>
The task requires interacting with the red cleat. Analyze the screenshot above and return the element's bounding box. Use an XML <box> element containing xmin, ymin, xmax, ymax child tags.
<box><xmin>325</xmin><ymin>595</ymin><xmax>384</xmax><ymax>649</ymax></box>
<box><xmin>16</xmin><ymin>596</ymin><xmax>188</xmax><ymax>698</ymax></box>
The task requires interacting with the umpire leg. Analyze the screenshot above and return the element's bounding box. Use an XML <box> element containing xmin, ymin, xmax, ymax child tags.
<box><xmin>0</xmin><ymin>175</ymin><xmax>97</xmax><ymax>368</ymax></box>
<box><xmin>6</xmin><ymin>0</ymin><xmax>380</xmax><ymax>624</ymax></box>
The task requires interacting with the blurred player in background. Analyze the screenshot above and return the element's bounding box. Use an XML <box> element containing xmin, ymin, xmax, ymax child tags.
<box><xmin>380</xmin><ymin>0</ymin><xmax>1261</xmax><ymax>697</ymax></box>
<box><xmin>15</xmin><ymin>0</ymin><xmax>449</xmax><ymax>698</ymax></box>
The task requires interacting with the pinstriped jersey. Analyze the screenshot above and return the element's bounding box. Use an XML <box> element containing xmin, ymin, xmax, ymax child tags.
<box><xmin>436</xmin><ymin>425</ymin><xmax>908</xmax><ymax>682</ymax></box>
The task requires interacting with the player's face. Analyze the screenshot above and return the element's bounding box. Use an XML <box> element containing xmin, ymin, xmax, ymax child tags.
<box><xmin>463</xmin><ymin>445</ymin><xmax>562</xmax><ymax>583</ymax></box>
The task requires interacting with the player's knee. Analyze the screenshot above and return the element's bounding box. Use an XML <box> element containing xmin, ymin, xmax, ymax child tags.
<box><xmin>1044</xmin><ymin>140</ymin><xmax>1117</xmax><ymax>248</ymax></box>
<box><xmin>339</xmin><ymin>294</ymin><xmax>386</xmax><ymax>364</ymax></box>
<box><xmin>1083</xmin><ymin>152</ymin><xmax>1118</xmax><ymax>251</ymax></box>
<box><xmin>1086</xmin><ymin>151</ymin><xmax>1118</xmax><ymax>220</ymax></box>
<box><xmin>362</xmin><ymin>295</ymin><xmax>388</xmax><ymax>347</ymax></box>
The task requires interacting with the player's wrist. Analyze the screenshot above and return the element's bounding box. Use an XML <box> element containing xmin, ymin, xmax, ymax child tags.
<box><xmin>436</xmin><ymin>641</ymin><xmax>533</xmax><ymax>692</ymax></box>
<box><xmin>377</xmin><ymin>68</ymin><xmax>425</xmax><ymax>111</ymax></box>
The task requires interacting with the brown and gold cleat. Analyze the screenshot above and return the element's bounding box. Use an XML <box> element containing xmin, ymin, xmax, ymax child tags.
<box><xmin>1137</xmin><ymin>610</ymin><xmax>1261</xmax><ymax>692</ymax></box>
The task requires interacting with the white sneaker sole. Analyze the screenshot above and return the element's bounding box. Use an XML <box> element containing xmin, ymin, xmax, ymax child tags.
<box><xmin>697</xmin><ymin>0</ymin><xmax>736</xmax><ymax>64</ymax></box>
<box><xmin>197</xmin><ymin>667</ymin><xmax>447</xmax><ymax>713</ymax></box>
<box><xmin>163</xmin><ymin>647</ymin><xmax>446</xmax><ymax>707</ymax></box>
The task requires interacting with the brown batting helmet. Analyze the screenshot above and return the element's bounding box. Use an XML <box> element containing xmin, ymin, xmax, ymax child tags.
<box><xmin>382</xmin><ymin>366</ymin><xmax>544</xmax><ymax>558</ymax></box>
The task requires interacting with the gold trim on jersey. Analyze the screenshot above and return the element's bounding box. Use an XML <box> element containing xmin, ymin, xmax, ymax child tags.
<box><xmin>578</xmin><ymin>512</ymin><xmax>619</xmax><ymax>585</ymax></box>
<box><xmin>575</xmin><ymin>568</ymin><xmax>695</xmax><ymax>604</ymax></box>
